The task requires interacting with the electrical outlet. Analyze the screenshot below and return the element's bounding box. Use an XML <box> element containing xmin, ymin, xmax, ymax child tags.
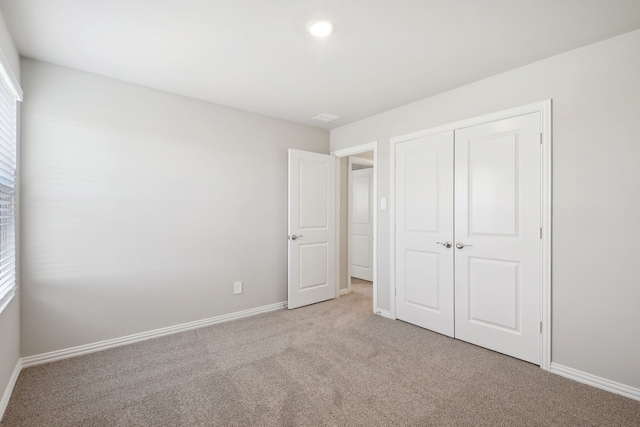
<box><xmin>233</xmin><ymin>281</ymin><xmax>242</xmax><ymax>294</ymax></box>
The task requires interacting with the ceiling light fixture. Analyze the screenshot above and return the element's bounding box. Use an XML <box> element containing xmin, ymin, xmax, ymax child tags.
<box><xmin>312</xmin><ymin>113</ymin><xmax>341</xmax><ymax>123</ymax></box>
<box><xmin>307</xmin><ymin>20</ymin><xmax>334</xmax><ymax>37</ymax></box>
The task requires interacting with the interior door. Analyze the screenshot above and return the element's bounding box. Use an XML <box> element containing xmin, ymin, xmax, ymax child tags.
<box><xmin>395</xmin><ymin>131</ymin><xmax>455</xmax><ymax>337</ymax></box>
<box><xmin>350</xmin><ymin>167</ymin><xmax>373</xmax><ymax>281</ymax></box>
<box><xmin>288</xmin><ymin>149</ymin><xmax>336</xmax><ymax>309</ymax></box>
<box><xmin>454</xmin><ymin>113</ymin><xmax>542</xmax><ymax>364</ymax></box>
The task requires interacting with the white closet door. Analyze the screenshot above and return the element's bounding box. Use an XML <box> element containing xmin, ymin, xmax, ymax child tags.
<box><xmin>395</xmin><ymin>131</ymin><xmax>455</xmax><ymax>337</ymax></box>
<box><xmin>454</xmin><ymin>113</ymin><xmax>542</xmax><ymax>364</ymax></box>
<box><xmin>351</xmin><ymin>167</ymin><xmax>374</xmax><ymax>281</ymax></box>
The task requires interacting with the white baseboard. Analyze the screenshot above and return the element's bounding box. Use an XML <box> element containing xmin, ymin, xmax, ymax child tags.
<box><xmin>550</xmin><ymin>363</ymin><xmax>640</xmax><ymax>401</ymax></box>
<box><xmin>375</xmin><ymin>309</ymin><xmax>393</xmax><ymax>319</ymax></box>
<box><xmin>21</xmin><ymin>301</ymin><xmax>286</xmax><ymax>368</ymax></box>
<box><xmin>340</xmin><ymin>288</ymin><xmax>350</xmax><ymax>295</ymax></box>
<box><xmin>0</xmin><ymin>359</ymin><xmax>22</xmax><ymax>421</ymax></box>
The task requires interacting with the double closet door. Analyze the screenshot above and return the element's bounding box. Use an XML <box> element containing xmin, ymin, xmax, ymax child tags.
<box><xmin>395</xmin><ymin>113</ymin><xmax>542</xmax><ymax>364</ymax></box>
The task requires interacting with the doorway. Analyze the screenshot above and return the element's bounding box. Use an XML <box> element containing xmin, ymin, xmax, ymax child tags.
<box><xmin>348</xmin><ymin>154</ymin><xmax>374</xmax><ymax>287</ymax></box>
<box><xmin>332</xmin><ymin>142</ymin><xmax>379</xmax><ymax>314</ymax></box>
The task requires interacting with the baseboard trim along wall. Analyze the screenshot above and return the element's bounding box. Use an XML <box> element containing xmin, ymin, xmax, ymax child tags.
<box><xmin>340</xmin><ymin>288</ymin><xmax>350</xmax><ymax>295</ymax></box>
<box><xmin>376</xmin><ymin>309</ymin><xmax>393</xmax><ymax>319</ymax></box>
<box><xmin>21</xmin><ymin>301</ymin><xmax>287</xmax><ymax>368</ymax></box>
<box><xmin>550</xmin><ymin>363</ymin><xmax>640</xmax><ymax>401</ymax></box>
<box><xmin>0</xmin><ymin>360</ymin><xmax>22</xmax><ymax>421</ymax></box>
<box><xmin>5</xmin><ymin>304</ymin><xmax>638</xmax><ymax>422</ymax></box>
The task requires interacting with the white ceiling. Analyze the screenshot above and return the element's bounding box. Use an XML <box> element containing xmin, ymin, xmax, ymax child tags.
<box><xmin>1</xmin><ymin>0</ymin><xmax>640</xmax><ymax>129</ymax></box>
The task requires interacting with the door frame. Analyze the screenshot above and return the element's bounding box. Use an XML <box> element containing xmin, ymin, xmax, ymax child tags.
<box><xmin>332</xmin><ymin>142</ymin><xmax>379</xmax><ymax>314</ymax></box>
<box><xmin>348</xmin><ymin>156</ymin><xmax>375</xmax><ymax>291</ymax></box>
<box><xmin>388</xmin><ymin>100</ymin><xmax>552</xmax><ymax>370</ymax></box>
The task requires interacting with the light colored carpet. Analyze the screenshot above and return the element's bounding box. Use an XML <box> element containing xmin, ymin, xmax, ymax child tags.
<box><xmin>2</xmin><ymin>281</ymin><xmax>639</xmax><ymax>426</ymax></box>
<box><xmin>350</xmin><ymin>278</ymin><xmax>373</xmax><ymax>298</ymax></box>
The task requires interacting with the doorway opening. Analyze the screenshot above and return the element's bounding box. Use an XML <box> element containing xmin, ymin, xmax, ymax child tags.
<box><xmin>345</xmin><ymin>153</ymin><xmax>373</xmax><ymax>293</ymax></box>
<box><xmin>332</xmin><ymin>142</ymin><xmax>379</xmax><ymax>315</ymax></box>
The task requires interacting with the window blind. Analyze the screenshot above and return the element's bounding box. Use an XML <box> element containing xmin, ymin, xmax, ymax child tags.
<box><xmin>0</xmin><ymin>64</ymin><xmax>17</xmax><ymax>312</ymax></box>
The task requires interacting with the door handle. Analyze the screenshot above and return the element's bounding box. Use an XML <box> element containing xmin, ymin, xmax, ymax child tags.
<box><xmin>436</xmin><ymin>241</ymin><xmax>452</xmax><ymax>249</ymax></box>
<box><xmin>455</xmin><ymin>242</ymin><xmax>472</xmax><ymax>249</ymax></box>
<box><xmin>290</xmin><ymin>235</ymin><xmax>303</xmax><ymax>240</ymax></box>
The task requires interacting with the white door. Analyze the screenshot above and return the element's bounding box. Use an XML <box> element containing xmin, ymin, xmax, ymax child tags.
<box><xmin>350</xmin><ymin>167</ymin><xmax>374</xmax><ymax>281</ymax></box>
<box><xmin>454</xmin><ymin>113</ymin><xmax>542</xmax><ymax>364</ymax></box>
<box><xmin>288</xmin><ymin>149</ymin><xmax>336</xmax><ymax>309</ymax></box>
<box><xmin>395</xmin><ymin>132</ymin><xmax>455</xmax><ymax>337</ymax></box>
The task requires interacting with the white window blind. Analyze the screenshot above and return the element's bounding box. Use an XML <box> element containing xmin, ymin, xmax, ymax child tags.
<box><xmin>0</xmin><ymin>63</ymin><xmax>18</xmax><ymax>313</ymax></box>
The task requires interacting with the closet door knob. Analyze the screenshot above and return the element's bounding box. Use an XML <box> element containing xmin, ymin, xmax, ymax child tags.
<box><xmin>290</xmin><ymin>235</ymin><xmax>303</xmax><ymax>240</ymax></box>
<box><xmin>455</xmin><ymin>242</ymin><xmax>472</xmax><ymax>249</ymax></box>
<box><xmin>436</xmin><ymin>241</ymin><xmax>452</xmax><ymax>249</ymax></box>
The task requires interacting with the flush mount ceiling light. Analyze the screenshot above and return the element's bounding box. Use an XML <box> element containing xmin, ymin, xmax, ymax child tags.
<box><xmin>307</xmin><ymin>20</ymin><xmax>334</xmax><ymax>37</ymax></box>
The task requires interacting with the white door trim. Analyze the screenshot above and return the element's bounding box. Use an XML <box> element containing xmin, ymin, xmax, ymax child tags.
<box><xmin>332</xmin><ymin>142</ymin><xmax>379</xmax><ymax>314</ymax></box>
<box><xmin>348</xmin><ymin>156</ymin><xmax>374</xmax><ymax>290</ymax></box>
<box><xmin>389</xmin><ymin>100</ymin><xmax>552</xmax><ymax>370</ymax></box>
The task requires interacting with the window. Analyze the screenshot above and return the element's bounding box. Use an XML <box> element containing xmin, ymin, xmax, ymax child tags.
<box><xmin>0</xmin><ymin>58</ymin><xmax>21</xmax><ymax>314</ymax></box>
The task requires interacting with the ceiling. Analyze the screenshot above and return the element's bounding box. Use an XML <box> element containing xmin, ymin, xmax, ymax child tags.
<box><xmin>1</xmin><ymin>0</ymin><xmax>640</xmax><ymax>129</ymax></box>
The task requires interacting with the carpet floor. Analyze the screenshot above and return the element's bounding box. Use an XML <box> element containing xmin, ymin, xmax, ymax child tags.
<box><xmin>2</xmin><ymin>280</ymin><xmax>639</xmax><ymax>426</ymax></box>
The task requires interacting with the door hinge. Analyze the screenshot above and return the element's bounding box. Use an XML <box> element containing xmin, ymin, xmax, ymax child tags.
<box><xmin>395</xmin><ymin>287</ymin><xmax>397</xmax><ymax>296</ymax></box>
<box><xmin>540</xmin><ymin>227</ymin><xmax>542</xmax><ymax>239</ymax></box>
<box><xmin>540</xmin><ymin>133</ymin><xmax>543</xmax><ymax>145</ymax></box>
<box><xmin>540</xmin><ymin>321</ymin><xmax>543</xmax><ymax>333</ymax></box>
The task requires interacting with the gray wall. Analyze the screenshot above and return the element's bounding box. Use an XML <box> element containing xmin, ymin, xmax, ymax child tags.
<box><xmin>331</xmin><ymin>29</ymin><xmax>640</xmax><ymax>390</ymax></box>
<box><xmin>19</xmin><ymin>59</ymin><xmax>329</xmax><ymax>356</ymax></box>
<box><xmin>0</xmin><ymin>6</ymin><xmax>20</xmax><ymax>410</ymax></box>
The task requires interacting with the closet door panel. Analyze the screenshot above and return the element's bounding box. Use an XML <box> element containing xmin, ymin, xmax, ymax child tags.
<box><xmin>454</xmin><ymin>112</ymin><xmax>542</xmax><ymax>364</ymax></box>
<box><xmin>395</xmin><ymin>131</ymin><xmax>454</xmax><ymax>337</ymax></box>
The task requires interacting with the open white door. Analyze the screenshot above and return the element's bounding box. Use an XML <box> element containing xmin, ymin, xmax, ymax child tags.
<box><xmin>395</xmin><ymin>132</ymin><xmax>455</xmax><ymax>337</ymax></box>
<box><xmin>350</xmin><ymin>166</ymin><xmax>374</xmax><ymax>281</ymax></box>
<box><xmin>454</xmin><ymin>112</ymin><xmax>542</xmax><ymax>364</ymax></box>
<box><xmin>288</xmin><ymin>149</ymin><xmax>336</xmax><ymax>309</ymax></box>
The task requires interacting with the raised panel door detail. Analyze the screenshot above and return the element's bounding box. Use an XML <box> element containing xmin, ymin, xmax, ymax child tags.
<box><xmin>405</xmin><ymin>147</ymin><xmax>438</xmax><ymax>233</ymax></box>
<box><xmin>351</xmin><ymin>167</ymin><xmax>374</xmax><ymax>281</ymax></box>
<box><xmin>454</xmin><ymin>112</ymin><xmax>541</xmax><ymax>365</ymax></box>
<box><xmin>405</xmin><ymin>250</ymin><xmax>439</xmax><ymax>311</ymax></box>
<box><xmin>351</xmin><ymin>235</ymin><xmax>371</xmax><ymax>269</ymax></box>
<box><xmin>352</xmin><ymin>174</ymin><xmax>371</xmax><ymax>225</ymax></box>
<box><xmin>299</xmin><ymin>160</ymin><xmax>328</xmax><ymax>230</ymax></box>
<box><xmin>468</xmin><ymin>133</ymin><xmax>518</xmax><ymax>236</ymax></box>
<box><xmin>395</xmin><ymin>132</ymin><xmax>454</xmax><ymax>337</ymax></box>
<box><xmin>288</xmin><ymin>149</ymin><xmax>335</xmax><ymax>309</ymax></box>
<box><xmin>299</xmin><ymin>243</ymin><xmax>329</xmax><ymax>290</ymax></box>
<box><xmin>468</xmin><ymin>257</ymin><xmax>520</xmax><ymax>332</ymax></box>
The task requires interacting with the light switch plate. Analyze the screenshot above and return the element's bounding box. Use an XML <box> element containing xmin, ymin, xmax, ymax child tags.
<box><xmin>234</xmin><ymin>281</ymin><xmax>242</xmax><ymax>294</ymax></box>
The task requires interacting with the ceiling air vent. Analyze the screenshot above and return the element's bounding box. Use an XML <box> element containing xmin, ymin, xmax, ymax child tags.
<box><xmin>312</xmin><ymin>113</ymin><xmax>341</xmax><ymax>123</ymax></box>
